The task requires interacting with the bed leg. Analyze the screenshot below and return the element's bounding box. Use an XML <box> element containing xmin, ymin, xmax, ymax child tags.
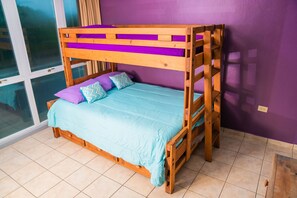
<box><xmin>52</xmin><ymin>128</ymin><xmax>60</xmax><ymax>138</ymax></box>
<box><xmin>165</xmin><ymin>147</ymin><xmax>175</xmax><ymax>194</ymax></box>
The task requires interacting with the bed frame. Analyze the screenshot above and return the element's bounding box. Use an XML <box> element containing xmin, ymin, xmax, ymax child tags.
<box><xmin>47</xmin><ymin>24</ymin><xmax>224</xmax><ymax>193</ymax></box>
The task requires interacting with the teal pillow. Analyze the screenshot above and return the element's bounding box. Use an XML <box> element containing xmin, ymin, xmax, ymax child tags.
<box><xmin>109</xmin><ymin>72</ymin><xmax>134</xmax><ymax>90</ymax></box>
<box><xmin>80</xmin><ymin>82</ymin><xmax>107</xmax><ymax>103</ymax></box>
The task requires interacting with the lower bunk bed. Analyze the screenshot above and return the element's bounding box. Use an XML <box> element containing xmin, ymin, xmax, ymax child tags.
<box><xmin>47</xmin><ymin>80</ymin><xmax>205</xmax><ymax>193</ymax></box>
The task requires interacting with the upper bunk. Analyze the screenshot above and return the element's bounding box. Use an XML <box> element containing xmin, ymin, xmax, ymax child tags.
<box><xmin>58</xmin><ymin>24</ymin><xmax>224</xmax><ymax>73</ymax></box>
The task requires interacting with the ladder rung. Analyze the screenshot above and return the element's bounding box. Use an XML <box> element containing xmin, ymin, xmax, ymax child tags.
<box><xmin>194</xmin><ymin>53</ymin><xmax>203</xmax><ymax>69</ymax></box>
<box><xmin>212</xmin><ymin>67</ymin><xmax>220</xmax><ymax>77</ymax></box>
<box><xmin>194</xmin><ymin>71</ymin><xmax>204</xmax><ymax>83</ymax></box>
<box><xmin>212</xmin><ymin>111</ymin><xmax>220</xmax><ymax>123</ymax></box>
<box><xmin>212</xmin><ymin>90</ymin><xmax>220</xmax><ymax>102</ymax></box>
<box><xmin>212</xmin><ymin>44</ymin><xmax>220</xmax><ymax>51</ymax></box>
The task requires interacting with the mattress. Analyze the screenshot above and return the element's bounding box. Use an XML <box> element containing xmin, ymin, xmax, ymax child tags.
<box><xmin>47</xmin><ymin>82</ymin><xmax>202</xmax><ymax>186</ymax></box>
<box><xmin>67</xmin><ymin>31</ymin><xmax>203</xmax><ymax>57</ymax></box>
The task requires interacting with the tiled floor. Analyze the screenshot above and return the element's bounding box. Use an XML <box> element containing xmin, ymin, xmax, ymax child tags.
<box><xmin>0</xmin><ymin>127</ymin><xmax>296</xmax><ymax>198</ymax></box>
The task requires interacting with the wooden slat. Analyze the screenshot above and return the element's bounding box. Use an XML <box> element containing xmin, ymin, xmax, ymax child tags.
<box><xmin>167</xmin><ymin>127</ymin><xmax>188</xmax><ymax>148</ymax></box>
<box><xmin>158</xmin><ymin>34</ymin><xmax>172</xmax><ymax>41</ymax></box>
<box><xmin>176</xmin><ymin>140</ymin><xmax>186</xmax><ymax>161</ymax></box>
<box><xmin>63</xmin><ymin>37</ymin><xmax>187</xmax><ymax>49</ymax></box>
<box><xmin>212</xmin><ymin>129</ymin><xmax>220</xmax><ymax>145</ymax></box>
<box><xmin>195</xmin><ymin>39</ymin><xmax>204</xmax><ymax>48</ymax></box>
<box><xmin>64</xmin><ymin>48</ymin><xmax>185</xmax><ymax>71</ymax></box>
<box><xmin>212</xmin><ymin>67</ymin><xmax>220</xmax><ymax>77</ymax></box>
<box><xmin>193</xmin><ymin>94</ymin><xmax>204</xmax><ymax>113</ymax></box>
<box><xmin>60</xmin><ymin>27</ymin><xmax>190</xmax><ymax>36</ymax></box>
<box><xmin>194</xmin><ymin>71</ymin><xmax>204</xmax><ymax>83</ymax></box>
<box><xmin>192</xmin><ymin>107</ymin><xmax>205</xmax><ymax>125</ymax></box>
<box><xmin>212</xmin><ymin>90</ymin><xmax>220</xmax><ymax>102</ymax></box>
<box><xmin>175</xmin><ymin>156</ymin><xmax>186</xmax><ymax>173</ymax></box>
<box><xmin>194</xmin><ymin>53</ymin><xmax>203</xmax><ymax>69</ymax></box>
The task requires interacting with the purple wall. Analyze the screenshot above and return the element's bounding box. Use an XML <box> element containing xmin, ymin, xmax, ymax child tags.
<box><xmin>100</xmin><ymin>0</ymin><xmax>297</xmax><ymax>143</ymax></box>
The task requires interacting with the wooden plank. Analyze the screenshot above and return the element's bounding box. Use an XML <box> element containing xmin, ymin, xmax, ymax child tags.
<box><xmin>203</xmin><ymin>30</ymin><xmax>213</xmax><ymax>162</ymax></box>
<box><xmin>70</xmin><ymin>59</ymin><xmax>88</xmax><ymax>65</ymax></box>
<box><xmin>212</xmin><ymin>67</ymin><xmax>220</xmax><ymax>77</ymax></box>
<box><xmin>158</xmin><ymin>34</ymin><xmax>172</xmax><ymax>41</ymax></box>
<box><xmin>194</xmin><ymin>53</ymin><xmax>203</xmax><ymax>69</ymax></box>
<box><xmin>175</xmin><ymin>156</ymin><xmax>186</xmax><ymax>173</ymax></box>
<box><xmin>60</xmin><ymin>27</ymin><xmax>190</xmax><ymax>36</ymax></box>
<box><xmin>266</xmin><ymin>154</ymin><xmax>297</xmax><ymax>198</ymax></box>
<box><xmin>194</xmin><ymin>71</ymin><xmax>204</xmax><ymax>83</ymax></box>
<box><xmin>63</xmin><ymin>37</ymin><xmax>187</xmax><ymax>49</ymax></box>
<box><xmin>193</xmin><ymin>94</ymin><xmax>204</xmax><ymax>113</ymax></box>
<box><xmin>176</xmin><ymin>140</ymin><xmax>186</xmax><ymax>161</ymax></box>
<box><xmin>192</xmin><ymin>107</ymin><xmax>205</xmax><ymax>125</ymax></box>
<box><xmin>195</xmin><ymin>39</ymin><xmax>204</xmax><ymax>48</ymax></box>
<box><xmin>64</xmin><ymin>48</ymin><xmax>185</xmax><ymax>71</ymax></box>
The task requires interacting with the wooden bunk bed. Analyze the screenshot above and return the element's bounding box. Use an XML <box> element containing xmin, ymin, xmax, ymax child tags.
<box><xmin>47</xmin><ymin>24</ymin><xmax>224</xmax><ymax>193</ymax></box>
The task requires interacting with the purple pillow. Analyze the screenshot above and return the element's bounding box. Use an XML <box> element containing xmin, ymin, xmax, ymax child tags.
<box><xmin>78</xmin><ymin>24</ymin><xmax>116</xmax><ymax>39</ymax></box>
<box><xmin>94</xmin><ymin>72</ymin><xmax>134</xmax><ymax>91</ymax></box>
<box><xmin>55</xmin><ymin>79</ymin><xmax>97</xmax><ymax>104</ymax></box>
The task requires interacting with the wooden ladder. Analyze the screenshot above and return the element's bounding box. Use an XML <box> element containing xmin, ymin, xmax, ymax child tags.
<box><xmin>204</xmin><ymin>26</ymin><xmax>224</xmax><ymax>162</ymax></box>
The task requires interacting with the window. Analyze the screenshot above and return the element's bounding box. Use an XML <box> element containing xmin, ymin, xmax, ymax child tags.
<box><xmin>0</xmin><ymin>3</ymin><xmax>18</xmax><ymax>79</ymax></box>
<box><xmin>64</xmin><ymin>0</ymin><xmax>79</xmax><ymax>27</ymax></box>
<box><xmin>16</xmin><ymin>0</ymin><xmax>61</xmax><ymax>71</ymax></box>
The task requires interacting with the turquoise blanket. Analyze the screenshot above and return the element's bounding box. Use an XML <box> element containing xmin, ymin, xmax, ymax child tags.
<box><xmin>48</xmin><ymin>83</ymin><xmax>202</xmax><ymax>186</ymax></box>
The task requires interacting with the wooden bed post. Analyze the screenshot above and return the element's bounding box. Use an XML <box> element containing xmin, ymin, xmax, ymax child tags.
<box><xmin>204</xmin><ymin>30</ymin><xmax>213</xmax><ymax>162</ymax></box>
<box><xmin>59</xmin><ymin>29</ymin><xmax>74</xmax><ymax>87</ymax></box>
<box><xmin>213</xmin><ymin>26</ymin><xmax>223</xmax><ymax>148</ymax></box>
<box><xmin>110</xmin><ymin>62</ymin><xmax>117</xmax><ymax>72</ymax></box>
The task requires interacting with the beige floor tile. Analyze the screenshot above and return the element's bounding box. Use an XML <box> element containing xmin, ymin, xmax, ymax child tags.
<box><xmin>86</xmin><ymin>155</ymin><xmax>115</xmax><ymax>174</ymax></box>
<box><xmin>12</xmin><ymin>137</ymin><xmax>41</xmax><ymax>153</ymax></box>
<box><xmin>0</xmin><ymin>169</ymin><xmax>6</xmax><ymax>180</ymax></box>
<box><xmin>256</xmin><ymin>194</ymin><xmax>265</xmax><ymax>198</ymax></box>
<box><xmin>56</xmin><ymin>141</ymin><xmax>82</xmax><ymax>156</ymax></box>
<box><xmin>264</xmin><ymin>148</ymin><xmax>292</xmax><ymax>162</ymax></box>
<box><xmin>183</xmin><ymin>190</ymin><xmax>205</xmax><ymax>198</ymax></box>
<box><xmin>44</xmin><ymin>136</ymin><xmax>68</xmax><ymax>149</ymax></box>
<box><xmin>175</xmin><ymin>167</ymin><xmax>198</xmax><ymax>189</ymax></box>
<box><xmin>65</xmin><ymin>166</ymin><xmax>100</xmax><ymax>191</ymax></box>
<box><xmin>189</xmin><ymin>174</ymin><xmax>224</xmax><ymax>198</ymax></box>
<box><xmin>223</xmin><ymin>128</ymin><xmax>245</xmax><ymax>141</ymax></box>
<box><xmin>148</xmin><ymin>185</ymin><xmax>186</xmax><ymax>198</ymax></box>
<box><xmin>23</xmin><ymin>171</ymin><xmax>60</xmax><ymax>197</ymax></box>
<box><xmin>21</xmin><ymin>143</ymin><xmax>53</xmax><ymax>160</ymax></box>
<box><xmin>257</xmin><ymin>175</ymin><xmax>268</xmax><ymax>196</ymax></box>
<box><xmin>50</xmin><ymin>157</ymin><xmax>82</xmax><ymax>179</ymax></box>
<box><xmin>0</xmin><ymin>154</ymin><xmax>32</xmax><ymax>174</ymax></box>
<box><xmin>124</xmin><ymin>173</ymin><xmax>154</xmax><ymax>196</ymax></box>
<box><xmin>184</xmin><ymin>155</ymin><xmax>205</xmax><ymax>172</ymax></box>
<box><xmin>239</xmin><ymin>141</ymin><xmax>266</xmax><ymax>159</ymax></box>
<box><xmin>220</xmin><ymin>183</ymin><xmax>255</xmax><ymax>198</ymax></box>
<box><xmin>40</xmin><ymin>181</ymin><xmax>80</xmax><ymax>198</ymax></box>
<box><xmin>0</xmin><ymin>147</ymin><xmax>22</xmax><ymax>163</ymax></box>
<box><xmin>84</xmin><ymin>175</ymin><xmax>121</xmax><ymax>198</ymax></box>
<box><xmin>36</xmin><ymin>150</ymin><xmax>66</xmax><ymax>169</ymax></box>
<box><xmin>0</xmin><ymin>176</ymin><xmax>20</xmax><ymax>197</ymax></box>
<box><xmin>261</xmin><ymin>161</ymin><xmax>273</xmax><ymax>178</ymax></box>
<box><xmin>244</xmin><ymin>133</ymin><xmax>267</xmax><ymax>145</ymax></box>
<box><xmin>233</xmin><ymin>154</ymin><xmax>262</xmax><ymax>174</ymax></box>
<box><xmin>267</xmin><ymin>139</ymin><xmax>293</xmax><ymax>153</ymax></box>
<box><xmin>212</xmin><ymin>148</ymin><xmax>237</xmax><ymax>165</ymax></box>
<box><xmin>221</xmin><ymin>136</ymin><xmax>242</xmax><ymax>152</ymax></box>
<box><xmin>227</xmin><ymin>167</ymin><xmax>259</xmax><ymax>192</ymax></box>
<box><xmin>32</xmin><ymin>128</ymin><xmax>54</xmax><ymax>142</ymax></box>
<box><xmin>200</xmin><ymin>160</ymin><xmax>232</xmax><ymax>181</ymax></box>
<box><xmin>75</xmin><ymin>192</ymin><xmax>90</xmax><ymax>198</ymax></box>
<box><xmin>293</xmin><ymin>145</ymin><xmax>297</xmax><ymax>159</ymax></box>
<box><xmin>104</xmin><ymin>164</ymin><xmax>135</xmax><ymax>184</ymax></box>
<box><xmin>11</xmin><ymin>162</ymin><xmax>46</xmax><ymax>185</ymax></box>
<box><xmin>111</xmin><ymin>186</ymin><xmax>144</xmax><ymax>198</ymax></box>
<box><xmin>5</xmin><ymin>187</ymin><xmax>34</xmax><ymax>198</ymax></box>
<box><xmin>70</xmin><ymin>148</ymin><xmax>97</xmax><ymax>164</ymax></box>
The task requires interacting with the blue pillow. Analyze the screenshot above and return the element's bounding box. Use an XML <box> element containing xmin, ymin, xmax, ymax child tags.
<box><xmin>80</xmin><ymin>82</ymin><xmax>107</xmax><ymax>103</ymax></box>
<box><xmin>109</xmin><ymin>72</ymin><xmax>134</xmax><ymax>90</ymax></box>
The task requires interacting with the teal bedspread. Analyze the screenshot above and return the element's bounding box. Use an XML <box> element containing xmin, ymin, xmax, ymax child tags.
<box><xmin>48</xmin><ymin>83</ymin><xmax>202</xmax><ymax>186</ymax></box>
